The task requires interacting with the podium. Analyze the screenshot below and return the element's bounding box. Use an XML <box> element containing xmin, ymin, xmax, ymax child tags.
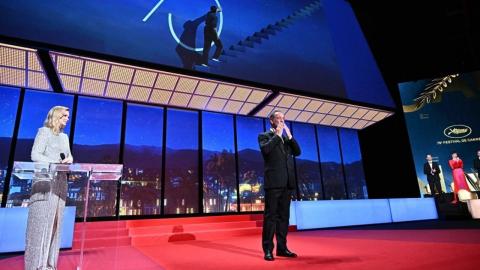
<box><xmin>12</xmin><ymin>162</ymin><xmax>123</xmax><ymax>270</ymax></box>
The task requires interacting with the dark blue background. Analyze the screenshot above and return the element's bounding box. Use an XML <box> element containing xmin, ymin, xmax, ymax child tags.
<box><xmin>0</xmin><ymin>0</ymin><xmax>394</xmax><ymax>107</ymax></box>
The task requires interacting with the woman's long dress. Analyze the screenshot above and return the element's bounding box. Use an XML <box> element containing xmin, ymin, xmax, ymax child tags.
<box><xmin>25</xmin><ymin>127</ymin><xmax>72</xmax><ymax>270</ymax></box>
<box><xmin>448</xmin><ymin>159</ymin><xmax>471</xmax><ymax>193</ymax></box>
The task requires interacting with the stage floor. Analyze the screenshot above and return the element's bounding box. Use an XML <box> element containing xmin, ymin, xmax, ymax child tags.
<box><xmin>1</xmin><ymin>220</ymin><xmax>480</xmax><ymax>270</ymax></box>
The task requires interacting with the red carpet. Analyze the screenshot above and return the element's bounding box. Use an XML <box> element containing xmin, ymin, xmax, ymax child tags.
<box><xmin>1</xmin><ymin>219</ymin><xmax>480</xmax><ymax>270</ymax></box>
<box><xmin>0</xmin><ymin>246</ymin><xmax>164</xmax><ymax>270</ymax></box>
<box><xmin>132</xmin><ymin>229</ymin><xmax>480</xmax><ymax>270</ymax></box>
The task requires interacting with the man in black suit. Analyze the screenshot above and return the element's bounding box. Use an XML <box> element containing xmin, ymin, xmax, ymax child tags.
<box><xmin>474</xmin><ymin>149</ymin><xmax>480</xmax><ymax>181</ymax></box>
<box><xmin>474</xmin><ymin>150</ymin><xmax>480</xmax><ymax>172</ymax></box>
<box><xmin>423</xmin><ymin>154</ymin><xmax>442</xmax><ymax>195</ymax></box>
<box><xmin>258</xmin><ymin>110</ymin><xmax>301</xmax><ymax>261</ymax></box>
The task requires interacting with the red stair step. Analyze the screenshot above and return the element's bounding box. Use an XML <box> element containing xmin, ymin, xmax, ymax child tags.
<box><xmin>71</xmin><ymin>214</ymin><xmax>269</xmax><ymax>250</ymax></box>
<box><xmin>131</xmin><ymin>227</ymin><xmax>263</xmax><ymax>247</ymax></box>
<box><xmin>74</xmin><ymin>220</ymin><xmax>127</xmax><ymax>230</ymax></box>
<box><xmin>73</xmin><ymin>228</ymin><xmax>129</xmax><ymax>239</ymax></box>
<box><xmin>126</xmin><ymin>214</ymin><xmax>263</xmax><ymax>228</ymax></box>
<box><xmin>129</xmin><ymin>220</ymin><xmax>262</xmax><ymax>236</ymax></box>
<box><xmin>72</xmin><ymin>236</ymin><xmax>131</xmax><ymax>250</ymax></box>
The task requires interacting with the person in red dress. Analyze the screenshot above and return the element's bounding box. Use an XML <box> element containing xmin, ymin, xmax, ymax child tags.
<box><xmin>448</xmin><ymin>152</ymin><xmax>471</xmax><ymax>203</ymax></box>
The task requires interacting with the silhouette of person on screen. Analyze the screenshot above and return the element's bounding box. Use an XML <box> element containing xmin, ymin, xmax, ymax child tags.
<box><xmin>200</xmin><ymin>6</ymin><xmax>223</xmax><ymax>67</ymax></box>
<box><xmin>175</xmin><ymin>15</ymin><xmax>206</xmax><ymax>69</ymax></box>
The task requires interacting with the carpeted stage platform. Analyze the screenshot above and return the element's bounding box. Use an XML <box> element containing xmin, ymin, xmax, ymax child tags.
<box><xmin>1</xmin><ymin>219</ymin><xmax>480</xmax><ymax>270</ymax></box>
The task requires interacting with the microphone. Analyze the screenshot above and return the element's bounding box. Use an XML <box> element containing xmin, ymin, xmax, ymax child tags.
<box><xmin>60</xmin><ymin>153</ymin><xmax>65</xmax><ymax>161</ymax></box>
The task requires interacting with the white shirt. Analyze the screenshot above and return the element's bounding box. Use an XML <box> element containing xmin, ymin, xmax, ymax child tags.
<box><xmin>270</xmin><ymin>128</ymin><xmax>284</xmax><ymax>143</ymax></box>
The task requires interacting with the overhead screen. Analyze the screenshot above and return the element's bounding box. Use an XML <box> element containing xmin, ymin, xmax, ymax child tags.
<box><xmin>0</xmin><ymin>0</ymin><xmax>394</xmax><ymax>107</ymax></box>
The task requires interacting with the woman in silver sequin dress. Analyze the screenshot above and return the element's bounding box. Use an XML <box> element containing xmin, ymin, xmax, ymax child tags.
<box><xmin>25</xmin><ymin>106</ymin><xmax>73</xmax><ymax>270</ymax></box>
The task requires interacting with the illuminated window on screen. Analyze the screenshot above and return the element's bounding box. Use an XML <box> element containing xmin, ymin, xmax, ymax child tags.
<box><xmin>202</xmin><ymin>112</ymin><xmax>237</xmax><ymax>213</ymax></box>
<box><xmin>121</xmin><ymin>104</ymin><xmax>164</xmax><ymax>216</ymax></box>
<box><xmin>339</xmin><ymin>129</ymin><xmax>368</xmax><ymax>199</ymax></box>
<box><xmin>292</xmin><ymin>122</ymin><xmax>323</xmax><ymax>200</ymax></box>
<box><xmin>72</xmin><ymin>96</ymin><xmax>122</xmax><ymax>217</ymax></box>
<box><xmin>0</xmin><ymin>86</ymin><xmax>20</xmax><ymax>205</ymax></box>
<box><xmin>317</xmin><ymin>125</ymin><xmax>347</xmax><ymax>200</ymax></box>
<box><xmin>164</xmin><ymin>108</ymin><xmax>199</xmax><ymax>215</ymax></box>
<box><xmin>236</xmin><ymin>116</ymin><xmax>265</xmax><ymax>212</ymax></box>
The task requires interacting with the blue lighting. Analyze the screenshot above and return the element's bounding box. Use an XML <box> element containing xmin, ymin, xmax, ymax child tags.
<box><xmin>0</xmin><ymin>207</ymin><xmax>76</xmax><ymax>253</ymax></box>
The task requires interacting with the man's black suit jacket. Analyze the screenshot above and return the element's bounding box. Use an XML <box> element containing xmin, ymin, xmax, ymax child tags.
<box><xmin>474</xmin><ymin>157</ymin><xmax>480</xmax><ymax>173</ymax></box>
<box><xmin>258</xmin><ymin>130</ymin><xmax>301</xmax><ymax>190</ymax></box>
<box><xmin>423</xmin><ymin>161</ymin><xmax>441</xmax><ymax>181</ymax></box>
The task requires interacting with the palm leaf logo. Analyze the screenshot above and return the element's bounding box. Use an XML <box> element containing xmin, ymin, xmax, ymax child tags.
<box><xmin>414</xmin><ymin>74</ymin><xmax>459</xmax><ymax>109</ymax></box>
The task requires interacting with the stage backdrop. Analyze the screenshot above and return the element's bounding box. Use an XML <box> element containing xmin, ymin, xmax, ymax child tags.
<box><xmin>0</xmin><ymin>0</ymin><xmax>394</xmax><ymax>107</ymax></box>
<box><xmin>398</xmin><ymin>71</ymin><xmax>480</xmax><ymax>196</ymax></box>
<box><xmin>0</xmin><ymin>86</ymin><xmax>367</xmax><ymax>217</ymax></box>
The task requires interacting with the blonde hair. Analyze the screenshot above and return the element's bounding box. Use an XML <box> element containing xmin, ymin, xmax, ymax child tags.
<box><xmin>44</xmin><ymin>106</ymin><xmax>69</xmax><ymax>135</ymax></box>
